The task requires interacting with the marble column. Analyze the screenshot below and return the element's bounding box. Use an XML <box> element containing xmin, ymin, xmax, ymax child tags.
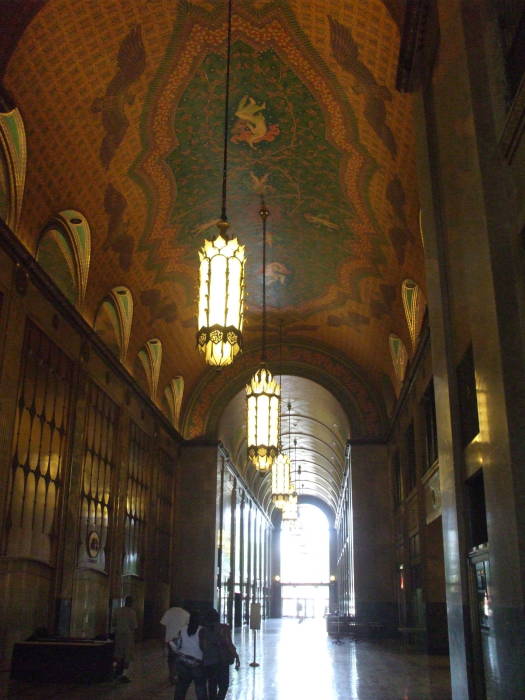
<box><xmin>349</xmin><ymin>443</ymin><xmax>396</xmax><ymax>629</ymax></box>
<box><xmin>172</xmin><ymin>442</ymin><xmax>220</xmax><ymax>610</ymax></box>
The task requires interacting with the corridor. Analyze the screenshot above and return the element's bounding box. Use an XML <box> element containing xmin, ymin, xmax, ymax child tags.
<box><xmin>6</xmin><ymin>619</ymin><xmax>452</xmax><ymax>700</ymax></box>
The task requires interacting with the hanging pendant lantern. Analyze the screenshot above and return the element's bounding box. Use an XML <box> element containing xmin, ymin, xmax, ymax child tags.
<box><xmin>272</xmin><ymin>400</ymin><xmax>293</xmax><ymax>508</ymax></box>
<box><xmin>272</xmin><ymin>451</ymin><xmax>292</xmax><ymax>508</ymax></box>
<box><xmin>197</xmin><ymin>0</ymin><xmax>245</xmax><ymax>367</ymax></box>
<box><xmin>246</xmin><ymin>367</ymin><xmax>280</xmax><ymax>471</ymax></box>
<box><xmin>282</xmin><ymin>438</ymin><xmax>299</xmax><ymax>521</ymax></box>
<box><xmin>246</xmin><ymin>198</ymin><xmax>280</xmax><ymax>471</ymax></box>
<box><xmin>197</xmin><ymin>221</ymin><xmax>245</xmax><ymax>366</ymax></box>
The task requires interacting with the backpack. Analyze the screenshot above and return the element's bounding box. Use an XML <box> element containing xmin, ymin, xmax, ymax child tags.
<box><xmin>202</xmin><ymin>625</ymin><xmax>236</xmax><ymax>666</ymax></box>
<box><xmin>217</xmin><ymin>626</ymin><xmax>236</xmax><ymax>666</ymax></box>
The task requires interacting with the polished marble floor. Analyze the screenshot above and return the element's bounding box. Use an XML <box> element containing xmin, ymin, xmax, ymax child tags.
<box><xmin>3</xmin><ymin>618</ymin><xmax>452</xmax><ymax>699</ymax></box>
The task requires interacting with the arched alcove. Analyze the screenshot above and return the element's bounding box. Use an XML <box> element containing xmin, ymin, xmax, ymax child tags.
<box><xmin>134</xmin><ymin>338</ymin><xmax>162</xmax><ymax>402</ymax></box>
<box><xmin>93</xmin><ymin>286</ymin><xmax>133</xmax><ymax>361</ymax></box>
<box><xmin>389</xmin><ymin>333</ymin><xmax>408</xmax><ymax>390</ymax></box>
<box><xmin>163</xmin><ymin>376</ymin><xmax>184</xmax><ymax>431</ymax></box>
<box><xmin>36</xmin><ymin>210</ymin><xmax>91</xmax><ymax>306</ymax></box>
<box><xmin>0</xmin><ymin>105</ymin><xmax>26</xmax><ymax>232</ymax></box>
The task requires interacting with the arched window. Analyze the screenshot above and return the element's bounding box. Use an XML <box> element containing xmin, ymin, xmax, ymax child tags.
<box><xmin>36</xmin><ymin>211</ymin><xmax>91</xmax><ymax>306</ymax></box>
<box><xmin>93</xmin><ymin>286</ymin><xmax>133</xmax><ymax>361</ymax></box>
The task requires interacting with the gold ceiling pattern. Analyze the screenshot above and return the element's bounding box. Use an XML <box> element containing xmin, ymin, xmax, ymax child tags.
<box><xmin>3</xmin><ymin>0</ymin><xmax>421</xmax><ymax>459</ymax></box>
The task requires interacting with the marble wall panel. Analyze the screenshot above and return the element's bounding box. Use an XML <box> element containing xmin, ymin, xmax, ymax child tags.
<box><xmin>0</xmin><ymin>558</ymin><xmax>53</xmax><ymax>665</ymax></box>
<box><xmin>70</xmin><ymin>568</ymin><xmax>109</xmax><ymax>638</ymax></box>
<box><xmin>122</xmin><ymin>576</ymin><xmax>145</xmax><ymax>638</ymax></box>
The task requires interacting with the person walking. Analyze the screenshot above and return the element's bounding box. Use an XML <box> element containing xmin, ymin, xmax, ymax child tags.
<box><xmin>161</xmin><ymin>602</ymin><xmax>190</xmax><ymax>684</ymax></box>
<box><xmin>200</xmin><ymin>608</ymin><xmax>240</xmax><ymax>700</ymax></box>
<box><xmin>171</xmin><ymin>610</ymin><xmax>207</xmax><ymax>700</ymax></box>
<box><xmin>112</xmin><ymin>596</ymin><xmax>138</xmax><ymax>683</ymax></box>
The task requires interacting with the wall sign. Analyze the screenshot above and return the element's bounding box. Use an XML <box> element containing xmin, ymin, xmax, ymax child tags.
<box><xmin>87</xmin><ymin>530</ymin><xmax>100</xmax><ymax>559</ymax></box>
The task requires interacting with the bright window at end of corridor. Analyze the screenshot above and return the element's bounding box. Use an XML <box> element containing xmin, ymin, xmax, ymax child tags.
<box><xmin>280</xmin><ymin>504</ymin><xmax>330</xmax><ymax>618</ymax></box>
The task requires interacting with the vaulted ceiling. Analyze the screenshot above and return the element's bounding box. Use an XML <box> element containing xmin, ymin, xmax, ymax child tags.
<box><xmin>1</xmin><ymin>0</ymin><xmax>423</xmax><ymax>510</ymax></box>
<box><xmin>219</xmin><ymin>376</ymin><xmax>350</xmax><ymax>512</ymax></box>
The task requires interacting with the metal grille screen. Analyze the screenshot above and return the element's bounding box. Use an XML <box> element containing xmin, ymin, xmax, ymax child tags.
<box><xmin>7</xmin><ymin>321</ymin><xmax>73</xmax><ymax>562</ymax></box>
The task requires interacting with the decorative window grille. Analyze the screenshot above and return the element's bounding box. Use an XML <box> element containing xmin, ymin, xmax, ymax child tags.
<box><xmin>79</xmin><ymin>380</ymin><xmax>118</xmax><ymax>570</ymax></box>
<box><xmin>7</xmin><ymin>321</ymin><xmax>73</xmax><ymax>562</ymax></box>
<box><xmin>123</xmin><ymin>422</ymin><xmax>149</xmax><ymax>576</ymax></box>
<box><xmin>154</xmin><ymin>450</ymin><xmax>174</xmax><ymax>584</ymax></box>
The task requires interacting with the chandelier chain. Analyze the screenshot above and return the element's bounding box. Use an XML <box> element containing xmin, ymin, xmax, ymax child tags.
<box><xmin>260</xmin><ymin>196</ymin><xmax>269</xmax><ymax>362</ymax></box>
<box><xmin>221</xmin><ymin>0</ymin><xmax>233</xmax><ymax>222</ymax></box>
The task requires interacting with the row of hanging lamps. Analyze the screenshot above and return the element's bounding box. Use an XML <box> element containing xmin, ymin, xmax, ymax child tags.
<box><xmin>272</xmin><ymin>324</ymin><xmax>292</xmax><ymax>507</ymax></box>
<box><xmin>281</xmin><ymin>438</ymin><xmax>299</xmax><ymax>523</ymax></box>
<box><xmin>246</xmin><ymin>197</ymin><xmax>281</xmax><ymax>471</ymax></box>
<box><xmin>272</xmin><ymin>398</ymin><xmax>293</xmax><ymax>509</ymax></box>
<box><xmin>197</xmin><ymin>0</ymin><xmax>245</xmax><ymax>367</ymax></box>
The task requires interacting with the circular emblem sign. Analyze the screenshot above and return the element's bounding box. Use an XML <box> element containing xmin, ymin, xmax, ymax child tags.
<box><xmin>87</xmin><ymin>530</ymin><xmax>100</xmax><ymax>559</ymax></box>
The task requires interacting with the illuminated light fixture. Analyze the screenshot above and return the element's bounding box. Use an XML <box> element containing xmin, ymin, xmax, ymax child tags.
<box><xmin>197</xmin><ymin>0</ymin><xmax>245</xmax><ymax>367</ymax></box>
<box><xmin>282</xmin><ymin>438</ymin><xmax>299</xmax><ymax>522</ymax></box>
<box><xmin>272</xmin><ymin>400</ymin><xmax>293</xmax><ymax>509</ymax></box>
<box><xmin>272</xmin><ymin>451</ymin><xmax>292</xmax><ymax>508</ymax></box>
<box><xmin>246</xmin><ymin>197</ymin><xmax>280</xmax><ymax>471</ymax></box>
<box><xmin>281</xmin><ymin>492</ymin><xmax>298</xmax><ymax>522</ymax></box>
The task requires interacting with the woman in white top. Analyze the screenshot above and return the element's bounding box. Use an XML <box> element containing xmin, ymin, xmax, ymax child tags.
<box><xmin>172</xmin><ymin>611</ymin><xmax>207</xmax><ymax>700</ymax></box>
<box><xmin>161</xmin><ymin>604</ymin><xmax>190</xmax><ymax>684</ymax></box>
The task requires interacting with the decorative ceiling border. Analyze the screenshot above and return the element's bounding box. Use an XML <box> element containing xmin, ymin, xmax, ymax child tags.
<box><xmin>182</xmin><ymin>340</ymin><xmax>387</xmax><ymax>440</ymax></box>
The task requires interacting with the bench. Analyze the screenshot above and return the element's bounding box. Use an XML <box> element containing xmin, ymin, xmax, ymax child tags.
<box><xmin>11</xmin><ymin>638</ymin><xmax>114</xmax><ymax>683</ymax></box>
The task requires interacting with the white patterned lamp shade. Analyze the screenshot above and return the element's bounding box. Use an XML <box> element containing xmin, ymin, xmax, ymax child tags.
<box><xmin>272</xmin><ymin>451</ymin><xmax>293</xmax><ymax>508</ymax></box>
<box><xmin>197</xmin><ymin>222</ymin><xmax>245</xmax><ymax>367</ymax></box>
<box><xmin>246</xmin><ymin>367</ymin><xmax>281</xmax><ymax>471</ymax></box>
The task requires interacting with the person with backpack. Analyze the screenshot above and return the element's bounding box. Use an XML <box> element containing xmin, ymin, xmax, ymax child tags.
<box><xmin>200</xmin><ymin>608</ymin><xmax>240</xmax><ymax>700</ymax></box>
<box><xmin>160</xmin><ymin>601</ymin><xmax>190</xmax><ymax>684</ymax></box>
<box><xmin>171</xmin><ymin>610</ymin><xmax>207</xmax><ymax>700</ymax></box>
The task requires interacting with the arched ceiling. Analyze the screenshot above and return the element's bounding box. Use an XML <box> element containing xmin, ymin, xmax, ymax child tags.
<box><xmin>1</xmin><ymin>0</ymin><xmax>422</xmax><ymax>451</ymax></box>
<box><xmin>218</xmin><ymin>375</ymin><xmax>350</xmax><ymax>513</ymax></box>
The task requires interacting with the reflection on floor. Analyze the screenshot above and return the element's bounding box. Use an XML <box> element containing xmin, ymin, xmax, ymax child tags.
<box><xmin>5</xmin><ymin>618</ymin><xmax>452</xmax><ymax>700</ymax></box>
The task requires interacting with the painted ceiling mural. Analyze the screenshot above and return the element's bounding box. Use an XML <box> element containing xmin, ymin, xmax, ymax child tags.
<box><xmin>3</xmin><ymin>0</ymin><xmax>421</xmax><ymax>443</ymax></box>
<box><xmin>165</xmin><ymin>40</ymin><xmax>360</xmax><ymax>309</ymax></box>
